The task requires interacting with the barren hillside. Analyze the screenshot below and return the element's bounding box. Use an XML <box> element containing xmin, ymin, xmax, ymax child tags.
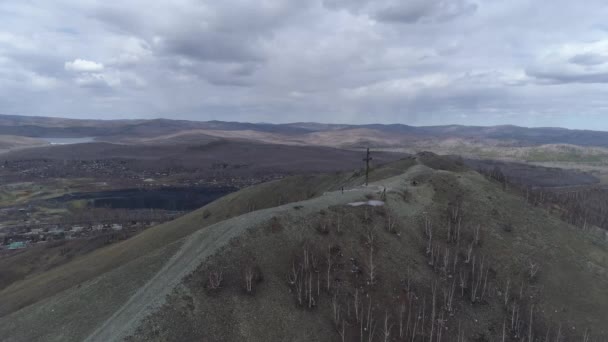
<box><xmin>0</xmin><ymin>154</ymin><xmax>606</xmax><ymax>341</ymax></box>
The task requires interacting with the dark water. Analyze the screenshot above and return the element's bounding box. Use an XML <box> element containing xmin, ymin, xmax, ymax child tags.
<box><xmin>55</xmin><ymin>187</ymin><xmax>236</xmax><ymax>210</ymax></box>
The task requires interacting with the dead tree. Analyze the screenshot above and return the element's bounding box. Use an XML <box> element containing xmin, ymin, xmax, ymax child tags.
<box><xmin>327</xmin><ymin>245</ymin><xmax>333</xmax><ymax>292</ymax></box>
<box><xmin>387</xmin><ymin>212</ymin><xmax>397</xmax><ymax>234</ymax></box>
<box><xmin>365</xmin><ymin>297</ymin><xmax>377</xmax><ymax>342</ymax></box>
<box><xmin>503</xmin><ymin>278</ymin><xmax>510</xmax><ymax>307</ymax></box>
<box><xmin>474</xmin><ymin>225</ymin><xmax>481</xmax><ymax>246</ymax></box>
<box><xmin>354</xmin><ymin>288</ymin><xmax>361</xmax><ymax>322</ymax></box>
<box><xmin>207</xmin><ymin>269</ymin><xmax>223</xmax><ymax>290</ymax></box>
<box><xmin>528</xmin><ymin>261</ymin><xmax>540</xmax><ymax>280</ymax></box>
<box><xmin>465</xmin><ymin>243</ymin><xmax>473</xmax><ymax>264</ymax></box>
<box><xmin>244</xmin><ymin>266</ymin><xmax>255</xmax><ymax>294</ymax></box>
<box><xmin>425</xmin><ymin>217</ymin><xmax>433</xmax><ymax>255</ymax></box>
<box><xmin>365</xmin><ymin>226</ymin><xmax>377</xmax><ymax>286</ymax></box>
<box><xmin>382</xmin><ymin>311</ymin><xmax>393</xmax><ymax>342</ymax></box>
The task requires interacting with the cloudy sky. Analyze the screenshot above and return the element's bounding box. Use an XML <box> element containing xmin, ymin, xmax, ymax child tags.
<box><xmin>1</xmin><ymin>0</ymin><xmax>608</xmax><ymax>129</ymax></box>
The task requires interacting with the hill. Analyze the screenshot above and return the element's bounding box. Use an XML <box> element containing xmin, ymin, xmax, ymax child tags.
<box><xmin>0</xmin><ymin>154</ymin><xmax>605</xmax><ymax>341</ymax></box>
<box><xmin>3</xmin><ymin>114</ymin><xmax>608</xmax><ymax>148</ymax></box>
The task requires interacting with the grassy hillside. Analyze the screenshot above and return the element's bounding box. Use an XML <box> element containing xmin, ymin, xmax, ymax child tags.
<box><xmin>124</xmin><ymin>160</ymin><xmax>607</xmax><ymax>342</ymax></box>
<box><xmin>0</xmin><ymin>170</ymin><xmax>367</xmax><ymax>318</ymax></box>
<box><xmin>0</xmin><ymin>154</ymin><xmax>606</xmax><ymax>341</ymax></box>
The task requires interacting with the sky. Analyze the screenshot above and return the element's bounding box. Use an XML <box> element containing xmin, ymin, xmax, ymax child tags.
<box><xmin>1</xmin><ymin>0</ymin><xmax>608</xmax><ymax>129</ymax></box>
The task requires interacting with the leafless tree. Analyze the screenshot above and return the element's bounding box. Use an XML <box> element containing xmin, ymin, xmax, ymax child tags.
<box><xmin>425</xmin><ymin>217</ymin><xmax>433</xmax><ymax>255</ymax></box>
<box><xmin>465</xmin><ymin>243</ymin><xmax>473</xmax><ymax>264</ymax></box>
<box><xmin>445</xmin><ymin>279</ymin><xmax>456</xmax><ymax>314</ymax></box>
<box><xmin>459</xmin><ymin>270</ymin><xmax>468</xmax><ymax>298</ymax></box>
<box><xmin>317</xmin><ymin>218</ymin><xmax>330</xmax><ymax>235</ymax></box>
<box><xmin>528</xmin><ymin>305</ymin><xmax>534</xmax><ymax>342</ymax></box>
<box><xmin>207</xmin><ymin>269</ymin><xmax>223</xmax><ymax>290</ymax></box>
<box><xmin>326</xmin><ymin>245</ymin><xmax>333</xmax><ymax>292</ymax></box>
<box><xmin>365</xmin><ymin>296</ymin><xmax>376</xmax><ymax>342</ymax></box>
<box><xmin>429</xmin><ymin>281</ymin><xmax>438</xmax><ymax>342</ymax></box>
<box><xmin>399</xmin><ymin>301</ymin><xmax>406</xmax><ymax>338</ymax></box>
<box><xmin>503</xmin><ymin>278</ymin><xmax>511</xmax><ymax>307</ymax></box>
<box><xmin>354</xmin><ymin>288</ymin><xmax>361</xmax><ymax>322</ymax></box>
<box><xmin>337</xmin><ymin>319</ymin><xmax>346</xmax><ymax>342</ymax></box>
<box><xmin>583</xmin><ymin>328</ymin><xmax>590</xmax><ymax>342</ymax></box>
<box><xmin>442</xmin><ymin>248</ymin><xmax>450</xmax><ymax>278</ymax></box>
<box><xmin>382</xmin><ymin>311</ymin><xmax>393</xmax><ymax>342</ymax></box>
<box><xmin>332</xmin><ymin>293</ymin><xmax>341</xmax><ymax>326</ymax></box>
<box><xmin>474</xmin><ymin>225</ymin><xmax>481</xmax><ymax>246</ymax></box>
<box><xmin>365</xmin><ymin>226</ymin><xmax>377</xmax><ymax>286</ymax></box>
<box><xmin>387</xmin><ymin>212</ymin><xmax>397</xmax><ymax>234</ymax></box>
<box><xmin>528</xmin><ymin>261</ymin><xmax>540</xmax><ymax>280</ymax></box>
<box><xmin>244</xmin><ymin>266</ymin><xmax>255</xmax><ymax>294</ymax></box>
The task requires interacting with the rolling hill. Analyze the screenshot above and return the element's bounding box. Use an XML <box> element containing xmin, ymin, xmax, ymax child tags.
<box><xmin>3</xmin><ymin>114</ymin><xmax>608</xmax><ymax>148</ymax></box>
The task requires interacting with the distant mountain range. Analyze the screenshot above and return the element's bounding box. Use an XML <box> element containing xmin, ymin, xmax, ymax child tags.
<box><xmin>2</xmin><ymin>113</ymin><xmax>608</xmax><ymax>148</ymax></box>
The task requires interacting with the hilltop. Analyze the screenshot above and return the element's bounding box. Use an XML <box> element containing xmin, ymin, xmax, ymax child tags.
<box><xmin>0</xmin><ymin>153</ymin><xmax>605</xmax><ymax>341</ymax></box>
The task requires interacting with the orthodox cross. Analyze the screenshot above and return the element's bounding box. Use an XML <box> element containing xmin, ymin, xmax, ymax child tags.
<box><xmin>363</xmin><ymin>147</ymin><xmax>372</xmax><ymax>186</ymax></box>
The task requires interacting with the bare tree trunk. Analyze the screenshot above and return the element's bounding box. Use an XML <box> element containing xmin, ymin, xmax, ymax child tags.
<box><xmin>383</xmin><ymin>311</ymin><xmax>392</xmax><ymax>342</ymax></box>
<box><xmin>327</xmin><ymin>245</ymin><xmax>333</xmax><ymax>292</ymax></box>
<box><xmin>528</xmin><ymin>305</ymin><xmax>534</xmax><ymax>342</ymax></box>
<box><xmin>430</xmin><ymin>282</ymin><xmax>437</xmax><ymax>342</ymax></box>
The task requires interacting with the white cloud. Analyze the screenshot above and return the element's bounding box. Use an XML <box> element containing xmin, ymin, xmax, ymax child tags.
<box><xmin>65</xmin><ymin>58</ymin><xmax>104</xmax><ymax>72</ymax></box>
<box><xmin>527</xmin><ymin>40</ymin><xmax>608</xmax><ymax>84</ymax></box>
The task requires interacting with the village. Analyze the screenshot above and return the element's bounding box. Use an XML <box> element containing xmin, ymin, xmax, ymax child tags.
<box><xmin>0</xmin><ymin>157</ymin><xmax>292</xmax><ymax>253</ymax></box>
<box><xmin>0</xmin><ymin>212</ymin><xmax>181</xmax><ymax>251</ymax></box>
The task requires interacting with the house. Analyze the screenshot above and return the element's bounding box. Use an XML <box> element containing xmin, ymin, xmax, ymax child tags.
<box><xmin>29</xmin><ymin>228</ymin><xmax>43</xmax><ymax>235</ymax></box>
<box><xmin>111</xmin><ymin>224</ymin><xmax>123</xmax><ymax>231</ymax></box>
<box><xmin>49</xmin><ymin>226</ymin><xmax>65</xmax><ymax>234</ymax></box>
<box><xmin>71</xmin><ymin>225</ymin><xmax>84</xmax><ymax>232</ymax></box>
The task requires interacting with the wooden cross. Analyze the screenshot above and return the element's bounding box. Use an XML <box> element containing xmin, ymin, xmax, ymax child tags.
<box><xmin>363</xmin><ymin>147</ymin><xmax>372</xmax><ymax>186</ymax></box>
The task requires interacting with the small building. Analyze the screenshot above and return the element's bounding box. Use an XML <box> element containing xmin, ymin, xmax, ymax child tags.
<box><xmin>71</xmin><ymin>225</ymin><xmax>84</xmax><ymax>232</ymax></box>
<box><xmin>8</xmin><ymin>241</ymin><xmax>26</xmax><ymax>250</ymax></box>
<box><xmin>111</xmin><ymin>224</ymin><xmax>123</xmax><ymax>231</ymax></box>
<box><xmin>29</xmin><ymin>228</ymin><xmax>43</xmax><ymax>235</ymax></box>
<box><xmin>49</xmin><ymin>226</ymin><xmax>65</xmax><ymax>234</ymax></box>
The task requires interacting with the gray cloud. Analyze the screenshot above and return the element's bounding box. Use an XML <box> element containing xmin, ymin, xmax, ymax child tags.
<box><xmin>1</xmin><ymin>0</ymin><xmax>608</xmax><ymax>129</ymax></box>
<box><xmin>374</xmin><ymin>0</ymin><xmax>477</xmax><ymax>23</ymax></box>
<box><xmin>324</xmin><ymin>0</ymin><xmax>477</xmax><ymax>23</ymax></box>
<box><xmin>526</xmin><ymin>68</ymin><xmax>608</xmax><ymax>84</ymax></box>
<box><xmin>568</xmin><ymin>53</ymin><xmax>607</xmax><ymax>66</ymax></box>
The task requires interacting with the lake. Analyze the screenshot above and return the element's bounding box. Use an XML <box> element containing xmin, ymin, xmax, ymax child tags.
<box><xmin>53</xmin><ymin>186</ymin><xmax>237</xmax><ymax>211</ymax></box>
